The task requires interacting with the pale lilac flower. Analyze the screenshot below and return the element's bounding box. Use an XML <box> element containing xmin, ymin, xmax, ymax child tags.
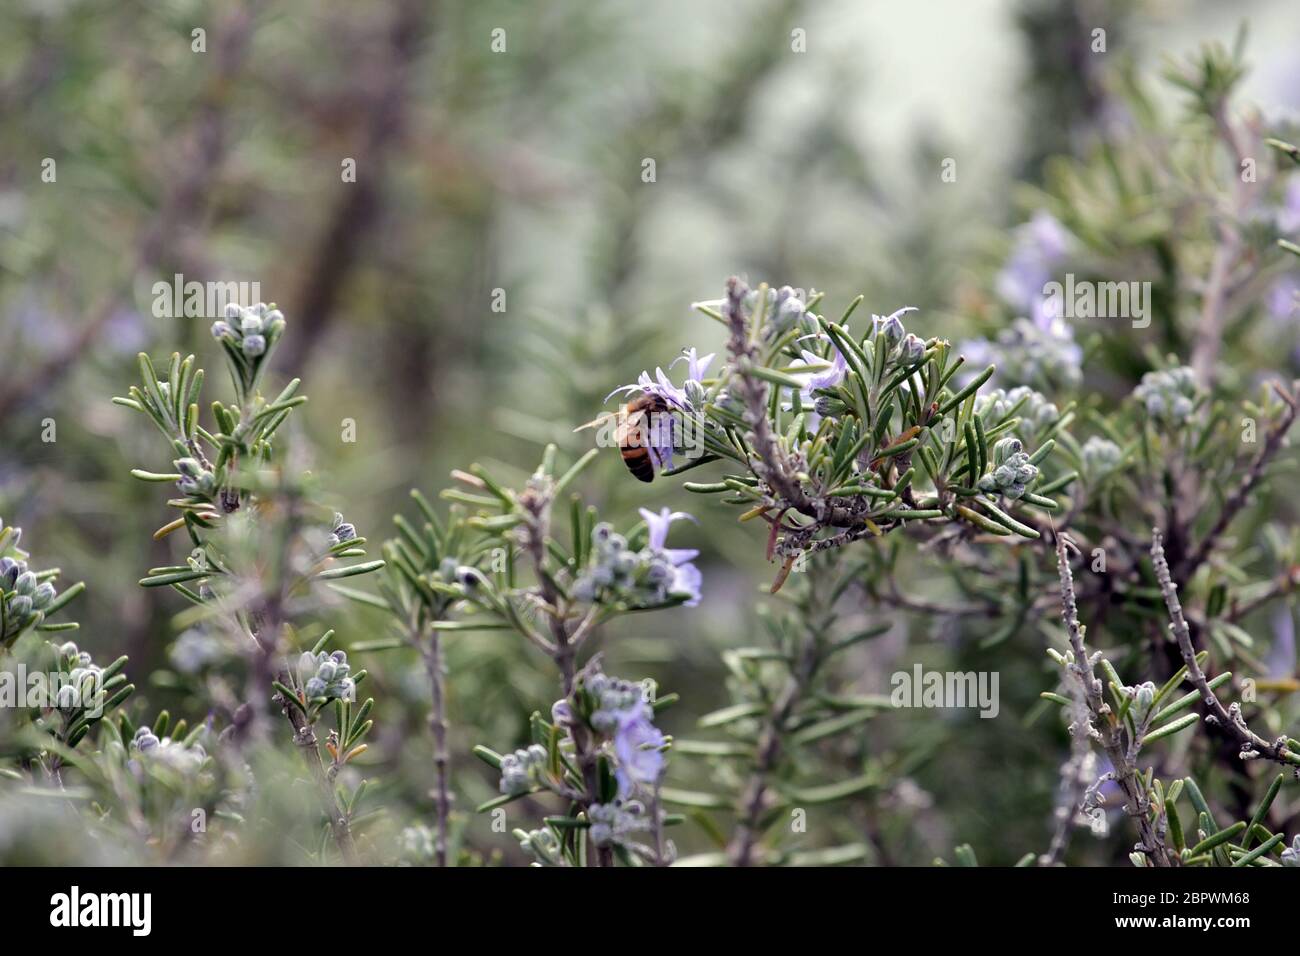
<box><xmin>788</xmin><ymin>347</ymin><xmax>845</xmax><ymax>429</ymax></box>
<box><xmin>1267</xmin><ymin>274</ymin><xmax>1300</xmax><ymax>321</ymax></box>
<box><xmin>1278</xmin><ymin>180</ymin><xmax>1300</xmax><ymax>234</ymax></box>
<box><xmin>668</xmin><ymin>560</ymin><xmax>702</xmax><ymax>608</ymax></box>
<box><xmin>638</xmin><ymin>506</ymin><xmax>702</xmax><ymax>606</ymax></box>
<box><xmin>610</xmin><ymin>347</ymin><xmax>714</xmax><ymax>410</ymax></box>
<box><xmin>671</xmin><ymin>346</ymin><xmax>716</xmax><ymax>383</ymax></box>
<box><xmin>870</xmin><ymin>306</ymin><xmax>917</xmax><ymax>342</ymax></box>
<box><xmin>606</xmin><ymin>367</ymin><xmax>689</xmax><ymax>410</ymax></box>
<box><xmin>790</xmin><ymin>317</ymin><xmax>858</xmax><ymax>415</ymax></box>
<box><xmin>1026</xmin><ymin>210</ymin><xmax>1071</xmax><ymax>258</ymax></box>
<box><xmin>614</xmin><ymin>705</ymin><xmax>666</xmax><ymax>796</ymax></box>
<box><xmin>996</xmin><ymin>211</ymin><xmax>1072</xmax><ymax>327</ymax></box>
<box><xmin>1268</xmin><ymin>605</ymin><xmax>1296</xmax><ymax>678</ymax></box>
<box><xmin>789</xmin><ymin>346</ymin><xmax>846</xmax><ymax>415</ymax></box>
<box><xmin>640</xmin><ymin>506</ymin><xmax>696</xmax><ymax>553</ymax></box>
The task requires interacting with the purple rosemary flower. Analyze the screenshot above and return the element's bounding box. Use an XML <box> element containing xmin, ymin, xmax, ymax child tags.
<box><xmin>1267</xmin><ymin>273</ymin><xmax>1300</xmax><ymax>322</ymax></box>
<box><xmin>640</xmin><ymin>505</ymin><xmax>694</xmax><ymax>553</ymax></box>
<box><xmin>606</xmin><ymin>367</ymin><xmax>689</xmax><ymax>411</ymax></box>
<box><xmin>996</xmin><ymin>211</ymin><xmax>1072</xmax><ymax>326</ymax></box>
<box><xmin>671</xmin><ymin>346</ymin><xmax>716</xmax><ymax>384</ymax></box>
<box><xmin>869</xmin><ymin>306</ymin><xmax>917</xmax><ymax>342</ymax></box>
<box><xmin>613</xmin><ymin>703</ymin><xmax>666</xmax><ymax>797</ymax></box>
<box><xmin>639</xmin><ymin>506</ymin><xmax>702</xmax><ymax>606</ymax></box>
<box><xmin>1267</xmin><ymin>605</ymin><xmax>1296</xmax><ymax>678</ymax></box>
<box><xmin>794</xmin><ymin>346</ymin><xmax>846</xmax><ymax>391</ymax></box>
<box><xmin>786</xmin><ymin>347</ymin><xmax>842</xmax><ymax>426</ymax></box>
<box><xmin>608</xmin><ymin>347</ymin><xmax>713</xmax><ymax>413</ymax></box>
<box><xmin>1278</xmin><ymin>179</ymin><xmax>1300</xmax><ymax>234</ymax></box>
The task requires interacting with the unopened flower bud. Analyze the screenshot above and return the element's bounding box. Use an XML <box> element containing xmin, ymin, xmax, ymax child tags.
<box><xmin>32</xmin><ymin>582</ymin><xmax>56</xmax><ymax>609</ymax></box>
<box><xmin>684</xmin><ymin>378</ymin><xmax>707</xmax><ymax>409</ymax></box>
<box><xmin>900</xmin><ymin>333</ymin><xmax>925</xmax><ymax>364</ymax></box>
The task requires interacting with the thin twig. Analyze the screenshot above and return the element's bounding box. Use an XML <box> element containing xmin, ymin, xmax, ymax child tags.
<box><xmin>518</xmin><ymin>481</ymin><xmax>611</xmax><ymax>867</ymax></box>
<box><xmin>420</xmin><ymin>620</ymin><xmax>452</xmax><ymax>867</ymax></box>
<box><xmin>1151</xmin><ymin>528</ymin><xmax>1300</xmax><ymax>770</ymax></box>
<box><xmin>1181</xmin><ymin>381</ymin><xmax>1298</xmax><ymax>578</ymax></box>
<box><xmin>1055</xmin><ymin>531</ymin><xmax>1173</xmax><ymax>866</ymax></box>
<box><xmin>726</xmin><ymin>569</ymin><xmax>831</xmax><ymax>867</ymax></box>
<box><xmin>274</xmin><ymin>673</ymin><xmax>361</xmax><ymax>865</ymax></box>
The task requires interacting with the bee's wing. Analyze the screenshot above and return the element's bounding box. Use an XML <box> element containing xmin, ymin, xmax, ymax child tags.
<box><xmin>616</xmin><ymin>405</ymin><xmax>649</xmax><ymax>442</ymax></box>
<box><xmin>573</xmin><ymin>409</ymin><xmax>619</xmax><ymax>433</ymax></box>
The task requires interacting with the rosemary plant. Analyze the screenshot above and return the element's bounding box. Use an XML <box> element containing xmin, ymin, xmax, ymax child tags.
<box><xmin>366</xmin><ymin>447</ymin><xmax>697</xmax><ymax>867</ymax></box>
<box><xmin>113</xmin><ymin>302</ymin><xmax>385</xmax><ymax>863</ymax></box>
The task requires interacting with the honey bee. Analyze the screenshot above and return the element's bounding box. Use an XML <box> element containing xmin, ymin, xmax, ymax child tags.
<box><xmin>575</xmin><ymin>393</ymin><xmax>672</xmax><ymax>482</ymax></box>
<box><xmin>616</xmin><ymin>393</ymin><xmax>671</xmax><ymax>482</ymax></box>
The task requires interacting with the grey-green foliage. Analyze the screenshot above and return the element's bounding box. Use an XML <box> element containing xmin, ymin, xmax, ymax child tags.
<box><xmin>110</xmin><ymin>304</ymin><xmax>386</xmax><ymax>863</ymax></box>
<box><xmin>356</xmin><ymin>447</ymin><xmax>693</xmax><ymax>867</ymax></box>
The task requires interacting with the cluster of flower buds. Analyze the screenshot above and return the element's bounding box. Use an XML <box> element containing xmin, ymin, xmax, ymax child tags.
<box><xmin>498</xmin><ymin>744</ymin><xmax>548</xmax><ymax>795</ymax></box>
<box><xmin>754</xmin><ymin>285</ymin><xmax>813</xmax><ymax>339</ymax></box>
<box><xmin>977</xmin><ymin>437</ymin><xmax>1039</xmax><ymax>500</ymax></box>
<box><xmin>575</xmin><ymin>665</ymin><xmax>666</xmax><ymax>796</ymax></box>
<box><xmin>211</xmin><ymin>302</ymin><xmax>285</xmax><ymax>359</ymax></box>
<box><xmin>964</xmin><ymin>317</ymin><xmax>1083</xmax><ymax>393</ymax></box>
<box><xmin>1080</xmin><ymin>436</ymin><xmax>1123</xmax><ymax>480</ymax></box>
<box><xmin>397</xmin><ymin>824</ymin><xmax>437</xmax><ymax>864</ymax></box>
<box><xmin>868</xmin><ymin>308</ymin><xmax>926</xmax><ymax>367</ymax></box>
<box><xmin>173</xmin><ymin>457</ymin><xmax>216</xmax><ymax>497</ymax></box>
<box><xmin>1133</xmin><ymin>366</ymin><xmax>1198</xmax><ymax>424</ymax></box>
<box><xmin>517</xmin><ymin>827</ymin><xmax>565</xmax><ymax>866</ymax></box>
<box><xmin>571</xmin><ymin>520</ymin><xmax>700</xmax><ymax>608</ymax></box>
<box><xmin>1126</xmin><ymin>681</ymin><xmax>1157</xmax><ymax>724</ymax></box>
<box><xmin>2</xmin><ymin>554</ymin><xmax>58</xmax><ymax>640</ymax></box>
<box><xmin>130</xmin><ymin>725</ymin><xmax>208</xmax><ymax>772</ymax></box>
<box><xmin>587</xmin><ymin>799</ymin><xmax>651</xmax><ymax>847</ymax></box>
<box><xmin>297</xmin><ymin>649</ymin><xmax>356</xmax><ymax>702</ymax></box>
<box><xmin>976</xmin><ymin>386</ymin><xmax>1059</xmax><ymax>442</ymax></box>
<box><xmin>328</xmin><ymin>513</ymin><xmax>357</xmax><ymax>547</ymax></box>
<box><xmin>54</xmin><ymin>641</ymin><xmax>102</xmax><ymax>713</ymax></box>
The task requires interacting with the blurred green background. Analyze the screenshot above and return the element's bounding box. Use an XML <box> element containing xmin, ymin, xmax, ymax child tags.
<box><xmin>3</xmin><ymin>0</ymin><xmax>1299</xmax><ymax>864</ymax></box>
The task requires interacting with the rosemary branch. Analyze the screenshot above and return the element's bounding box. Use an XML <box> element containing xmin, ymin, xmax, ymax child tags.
<box><xmin>1055</xmin><ymin>531</ymin><xmax>1174</xmax><ymax>866</ymax></box>
<box><xmin>1151</xmin><ymin>528</ymin><xmax>1300</xmax><ymax>770</ymax></box>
